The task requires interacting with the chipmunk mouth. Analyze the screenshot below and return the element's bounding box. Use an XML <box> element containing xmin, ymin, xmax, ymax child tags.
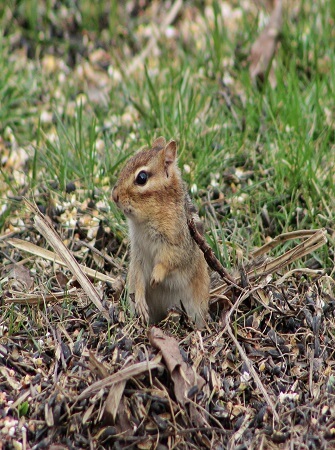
<box><xmin>117</xmin><ymin>199</ymin><xmax>136</xmax><ymax>218</ymax></box>
<box><xmin>122</xmin><ymin>206</ymin><xmax>134</xmax><ymax>217</ymax></box>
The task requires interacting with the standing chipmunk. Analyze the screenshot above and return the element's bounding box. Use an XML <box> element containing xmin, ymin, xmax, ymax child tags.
<box><xmin>112</xmin><ymin>137</ymin><xmax>210</xmax><ymax>327</ymax></box>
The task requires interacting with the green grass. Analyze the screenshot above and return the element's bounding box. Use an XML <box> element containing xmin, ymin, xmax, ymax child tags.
<box><xmin>0</xmin><ymin>41</ymin><xmax>38</xmax><ymax>137</ymax></box>
<box><xmin>0</xmin><ymin>0</ymin><xmax>334</xmax><ymax>267</ymax></box>
<box><xmin>1</xmin><ymin>3</ymin><xmax>335</xmax><ymax>448</ymax></box>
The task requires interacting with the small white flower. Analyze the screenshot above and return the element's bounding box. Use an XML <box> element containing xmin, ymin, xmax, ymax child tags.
<box><xmin>279</xmin><ymin>391</ymin><xmax>299</xmax><ymax>403</ymax></box>
<box><xmin>191</xmin><ymin>183</ymin><xmax>198</xmax><ymax>194</ymax></box>
<box><xmin>40</xmin><ymin>111</ymin><xmax>53</xmax><ymax>124</ymax></box>
<box><xmin>240</xmin><ymin>371</ymin><xmax>250</xmax><ymax>383</ymax></box>
<box><xmin>9</xmin><ymin>426</ymin><xmax>16</xmax><ymax>437</ymax></box>
<box><xmin>183</xmin><ymin>164</ymin><xmax>191</xmax><ymax>174</ymax></box>
<box><xmin>165</xmin><ymin>26</ymin><xmax>176</xmax><ymax>39</ymax></box>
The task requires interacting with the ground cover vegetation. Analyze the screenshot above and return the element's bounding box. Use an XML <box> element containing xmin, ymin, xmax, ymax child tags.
<box><xmin>0</xmin><ymin>0</ymin><xmax>335</xmax><ymax>448</ymax></box>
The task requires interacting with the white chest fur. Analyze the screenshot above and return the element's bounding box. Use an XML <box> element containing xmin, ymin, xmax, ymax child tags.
<box><xmin>128</xmin><ymin>220</ymin><xmax>160</xmax><ymax>277</ymax></box>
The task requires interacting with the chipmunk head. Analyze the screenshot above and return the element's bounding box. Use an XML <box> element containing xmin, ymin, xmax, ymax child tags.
<box><xmin>112</xmin><ymin>137</ymin><xmax>183</xmax><ymax>223</ymax></box>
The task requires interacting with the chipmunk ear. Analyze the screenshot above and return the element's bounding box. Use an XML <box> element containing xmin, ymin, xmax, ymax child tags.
<box><xmin>163</xmin><ymin>140</ymin><xmax>177</xmax><ymax>176</ymax></box>
<box><xmin>152</xmin><ymin>136</ymin><xmax>166</xmax><ymax>150</ymax></box>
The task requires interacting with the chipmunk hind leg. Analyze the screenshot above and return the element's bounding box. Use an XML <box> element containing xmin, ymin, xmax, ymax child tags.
<box><xmin>185</xmin><ymin>261</ymin><xmax>210</xmax><ymax>328</ymax></box>
<box><xmin>128</xmin><ymin>259</ymin><xmax>150</xmax><ymax>323</ymax></box>
<box><xmin>146</xmin><ymin>284</ymin><xmax>174</xmax><ymax>323</ymax></box>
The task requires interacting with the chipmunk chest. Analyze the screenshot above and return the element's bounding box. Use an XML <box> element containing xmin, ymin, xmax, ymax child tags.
<box><xmin>129</xmin><ymin>221</ymin><xmax>164</xmax><ymax>264</ymax></box>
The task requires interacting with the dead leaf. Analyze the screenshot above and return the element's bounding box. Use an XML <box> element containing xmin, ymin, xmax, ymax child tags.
<box><xmin>88</xmin><ymin>351</ymin><xmax>110</xmax><ymax>379</ymax></box>
<box><xmin>116</xmin><ymin>397</ymin><xmax>134</xmax><ymax>436</ymax></box>
<box><xmin>149</xmin><ymin>327</ymin><xmax>205</xmax><ymax>405</ymax></box>
<box><xmin>7</xmin><ymin>264</ymin><xmax>33</xmax><ymax>291</ymax></box>
<box><xmin>82</xmin><ymin>403</ymin><xmax>95</xmax><ymax>424</ymax></box>
<box><xmin>249</xmin><ymin>0</ymin><xmax>283</xmax><ymax>87</ymax></box>
<box><xmin>103</xmin><ymin>380</ymin><xmax>127</xmax><ymax>423</ymax></box>
<box><xmin>55</xmin><ymin>271</ymin><xmax>69</xmax><ymax>288</ymax></box>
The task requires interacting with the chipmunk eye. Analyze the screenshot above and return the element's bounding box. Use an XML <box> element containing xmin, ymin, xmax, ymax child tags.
<box><xmin>135</xmin><ymin>170</ymin><xmax>148</xmax><ymax>185</ymax></box>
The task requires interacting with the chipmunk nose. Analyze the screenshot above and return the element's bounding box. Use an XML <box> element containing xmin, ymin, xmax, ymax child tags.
<box><xmin>112</xmin><ymin>186</ymin><xmax>119</xmax><ymax>203</ymax></box>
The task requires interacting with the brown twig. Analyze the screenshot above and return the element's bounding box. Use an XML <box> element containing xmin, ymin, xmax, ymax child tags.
<box><xmin>187</xmin><ymin>218</ymin><xmax>238</xmax><ymax>288</ymax></box>
<box><xmin>223</xmin><ymin>313</ymin><xmax>280</xmax><ymax>423</ymax></box>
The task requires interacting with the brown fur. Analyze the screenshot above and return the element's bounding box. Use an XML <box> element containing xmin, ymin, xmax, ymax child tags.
<box><xmin>112</xmin><ymin>137</ymin><xmax>210</xmax><ymax>327</ymax></box>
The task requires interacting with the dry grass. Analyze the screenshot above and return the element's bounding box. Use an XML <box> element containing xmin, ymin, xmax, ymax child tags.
<box><xmin>1</xmin><ymin>198</ymin><xmax>334</xmax><ymax>449</ymax></box>
<box><xmin>1</xmin><ymin>1</ymin><xmax>335</xmax><ymax>448</ymax></box>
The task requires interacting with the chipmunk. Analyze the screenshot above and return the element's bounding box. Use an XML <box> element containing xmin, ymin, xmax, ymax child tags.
<box><xmin>112</xmin><ymin>137</ymin><xmax>210</xmax><ymax>327</ymax></box>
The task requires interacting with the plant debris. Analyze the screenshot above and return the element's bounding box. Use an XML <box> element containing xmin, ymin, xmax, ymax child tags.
<box><xmin>249</xmin><ymin>0</ymin><xmax>283</xmax><ymax>87</ymax></box>
<box><xmin>1</xmin><ymin>1</ymin><xmax>335</xmax><ymax>448</ymax></box>
<box><xmin>1</xmin><ymin>198</ymin><xmax>334</xmax><ymax>449</ymax></box>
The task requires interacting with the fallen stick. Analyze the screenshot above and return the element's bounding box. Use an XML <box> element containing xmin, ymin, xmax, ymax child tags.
<box><xmin>187</xmin><ymin>218</ymin><xmax>238</xmax><ymax>287</ymax></box>
<box><xmin>211</xmin><ymin>228</ymin><xmax>327</xmax><ymax>296</ymax></box>
<box><xmin>23</xmin><ymin>199</ymin><xmax>110</xmax><ymax>321</ymax></box>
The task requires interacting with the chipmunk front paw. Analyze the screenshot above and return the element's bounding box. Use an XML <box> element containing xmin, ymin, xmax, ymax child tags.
<box><xmin>150</xmin><ymin>263</ymin><xmax>167</xmax><ymax>287</ymax></box>
<box><xmin>135</xmin><ymin>295</ymin><xmax>150</xmax><ymax>324</ymax></box>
